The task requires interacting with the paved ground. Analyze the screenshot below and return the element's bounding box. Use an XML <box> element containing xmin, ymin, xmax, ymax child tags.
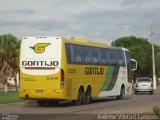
<box><xmin>0</xmin><ymin>91</ymin><xmax>160</xmax><ymax>120</ymax></box>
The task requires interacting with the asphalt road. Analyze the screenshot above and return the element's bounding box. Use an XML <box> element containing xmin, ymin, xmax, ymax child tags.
<box><xmin>0</xmin><ymin>92</ymin><xmax>160</xmax><ymax>120</ymax></box>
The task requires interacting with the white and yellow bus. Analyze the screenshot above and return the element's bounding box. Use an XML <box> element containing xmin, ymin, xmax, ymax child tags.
<box><xmin>19</xmin><ymin>36</ymin><xmax>137</xmax><ymax>106</ymax></box>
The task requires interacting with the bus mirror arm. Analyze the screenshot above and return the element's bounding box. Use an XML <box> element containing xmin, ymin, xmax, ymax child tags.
<box><xmin>131</xmin><ymin>59</ymin><xmax>137</xmax><ymax>71</ymax></box>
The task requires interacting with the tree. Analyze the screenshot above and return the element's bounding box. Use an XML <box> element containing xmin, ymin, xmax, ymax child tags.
<box><xmin>112</xmin><ymin>36</ymin><xmax>155</xmax><ymax>79</ymax></box>
<box><xmin>154</xmin><ymin>45</ymin><xmax>160</xmax><ymax>81</ymax></box>
<box><xmin>0</xmin><ymin>34</ymin><xmax>20</xmax><ymax>91</ymax></box>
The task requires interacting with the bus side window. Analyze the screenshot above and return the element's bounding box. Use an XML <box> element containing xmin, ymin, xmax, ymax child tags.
<box><xmin>109</xmin><ymin>49</ymin><xmax>116</xmax><ymax>65</ymax></box>
<box><xmin>66</xmin><ymin>44</ymin><xmax>71</xmax><ymax>63</ymax></box>
<box><xmin>113</xmin><ymin>50</ymin><xmax>125</xmax><ymax>66</ymax></box>
<box><xmin>92</xmin><ymin>47</ymin><xmax>101</xmax><ymax>64</ymax></box>
<box><xmin>117</xmin><ymin>50</ymin><xmax>125</xmax><ymax>66</ymax></box>
<box><xmin>66</xmin><ymin>44</ymin><xmax>75</xmax><ymax>64</ymax></box>
<box><xmin>75</xmin><ymin>45</ymin><xmax>83</xmax><ymax>64</ymax></box>
<box><xmin>101</xmin><ymin>48</ymin><xmax>109</xmax><ymax>65</ymax></box>
<box><xmin>70</xmin><ymin>45</ymin><xmax>75</xmax><ymax>63</ymax></box>
<box><xmin>84</xmin><ymin>46</ymin><xmax>92</xmax><ymax>64</ymax></box>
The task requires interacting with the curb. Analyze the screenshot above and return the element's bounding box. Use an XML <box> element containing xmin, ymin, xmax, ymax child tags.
<box><xmin>0</xmin><ymin>101</ymin><xmax>33</xmax><ymax>107</ymax></box>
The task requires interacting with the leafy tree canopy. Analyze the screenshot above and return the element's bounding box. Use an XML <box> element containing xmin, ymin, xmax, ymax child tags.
<box><xmin>112</xmin><ymin>36</ymin><xmax>160</xmax><ymax>79</ymax></box>
<box><xmin>0</xmin><ymin>34</ymin><xmax>20</xmax><ymax>83</ymax></box>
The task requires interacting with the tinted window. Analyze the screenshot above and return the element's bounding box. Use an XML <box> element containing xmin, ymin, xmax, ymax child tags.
<box><xmin>75</xmin><ymin>45</ymin><xmax>83</xmax><ymax>64</ymax></box>
<box><xmin>138</xmin><ymin>78</ymin><xmax>151</xmax><ymax>82</ymax></box>
<box><xmin>116</xmin><ymin>50</ymin><xmax>125</xmax><ymax>66</ymax></box>
<box><xmin>66</xmin><ymin>43</ymin><xmax>126</xmax><ymax>66</ymax></box>
<box><xmin>66</xmin><ymin>44</ymin><xmax>71</xmax><ymax>63</ymax></box>
<box><xmin>84</xmin><ymin>46</ymin><xmax>92</xmax><ymax>64</ymax></box>
<box><xmin>126</xmin><ymin>51</ymin><xmax>131</xmax><ymax>65</ymax></box>
<box><xmin>66</xmin><ymin>44</ymin><xmax>75</xmax><ymax>63</ymax></box>
<box><xmin>92</xmin><ymin>47</ymin><xmax>101</xmax><ymax>64</ymax></box>
<box><xmin>108</xmin><ymin>49</ymin><xmax>117</xmax><ymax>65</ymax></box>
<box><xmin>101</xmin><ymin>48</ymin><xmax>109</xmax><ymax>65</ymax></box>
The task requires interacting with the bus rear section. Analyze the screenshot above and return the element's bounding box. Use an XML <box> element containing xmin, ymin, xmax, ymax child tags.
<box><xmin>19</xmin><ymin>37</ymin><xmax>65</xmax><ymax>102</ymax></box>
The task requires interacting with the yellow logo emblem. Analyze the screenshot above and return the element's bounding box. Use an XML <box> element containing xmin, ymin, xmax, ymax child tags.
<box><xmin>30</xmin><ymin>43</ymin><xmax>50</xmax><ymax>53</ymax></box>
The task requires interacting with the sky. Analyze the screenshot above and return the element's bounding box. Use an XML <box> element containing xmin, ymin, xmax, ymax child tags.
<box><xmin>0</xmin><ymin>0</ymin><xmax>160</xmax><ymax>45</ymax></box>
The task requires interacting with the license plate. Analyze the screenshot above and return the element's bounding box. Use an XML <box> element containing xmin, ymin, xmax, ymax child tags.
<box><xmin>142</xmin><ymin>85</ymin><xmax>147</xmax><ymax>86</ymax></box>
<box><xmin>36</xmin><ymin>90</ymin><xmax>43</xmax><ymax>93</ymax></box>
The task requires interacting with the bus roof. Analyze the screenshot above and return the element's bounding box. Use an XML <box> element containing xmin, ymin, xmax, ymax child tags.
<box><xmin>62</xmin><ymin>37</ymin><xmax>108</xmax><ymax>48</ymax></box>
<box><xmin>22</xmin><ymin>36</ymin><xmax>129</xmax><ymax>51</ymax></box>
<box><xmin>63</xmin><ymin>37</ymin><xmax>129</xmax><ymax>51</ymax></box>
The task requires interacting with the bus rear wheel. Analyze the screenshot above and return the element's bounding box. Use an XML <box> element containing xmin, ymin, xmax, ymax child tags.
<box><xmin>72</xmin><ymin>89</ymin><xmax>85</xmax><ymax>106</ymax></box>
<box><xmin>85</xmin><ymin>88</ymin><xmax>92</xmax><ymax>104</ymax></box>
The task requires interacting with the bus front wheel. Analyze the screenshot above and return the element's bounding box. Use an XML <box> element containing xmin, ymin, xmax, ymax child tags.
<box><xmin>117</xmin><ymin>86</ymin><xmax>125</xmax><ymax>100</ymax></box>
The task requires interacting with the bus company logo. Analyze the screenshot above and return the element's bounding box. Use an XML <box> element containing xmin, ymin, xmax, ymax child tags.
<box><xmin>30</xmin><ymin>43</ymin><xmax>50</xmax><ymax>53</ymax></box>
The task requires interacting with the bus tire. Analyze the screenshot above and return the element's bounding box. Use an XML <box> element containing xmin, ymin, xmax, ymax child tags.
<box><xmin>72</xmin><ymin>88</ymin><xmax>85</xmax><ymax>106</ymax></box>
<box><xmin>37</xmin><ymin>100</ymin><xmax>46</xmax><ymax>106</ymax></box>
<box><xmin>117</xmin><ymin>86</ymin><xmax>125</xmax><ymax>100</ymax></box>
<box><xmin>85</xmin><ymin>87</ymin><xmax>92</xmax><ymax>104</ymax></box>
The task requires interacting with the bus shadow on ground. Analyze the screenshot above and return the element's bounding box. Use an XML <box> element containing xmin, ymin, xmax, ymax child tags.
<box><xmin>26</xmin><ymin>96</ymin><xmax>130</xmax><ymax>108</ymax></box>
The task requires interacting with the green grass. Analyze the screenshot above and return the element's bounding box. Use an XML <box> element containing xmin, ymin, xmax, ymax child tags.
<box><xmin>152</xmin><ymin>105</ymin><xmax>160</xmax><ymax>118</ymax></box>
<box><xmin>0</xmin><ymin>91</ymin><xmax>26</xmax><ymax>104</ymax></box>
